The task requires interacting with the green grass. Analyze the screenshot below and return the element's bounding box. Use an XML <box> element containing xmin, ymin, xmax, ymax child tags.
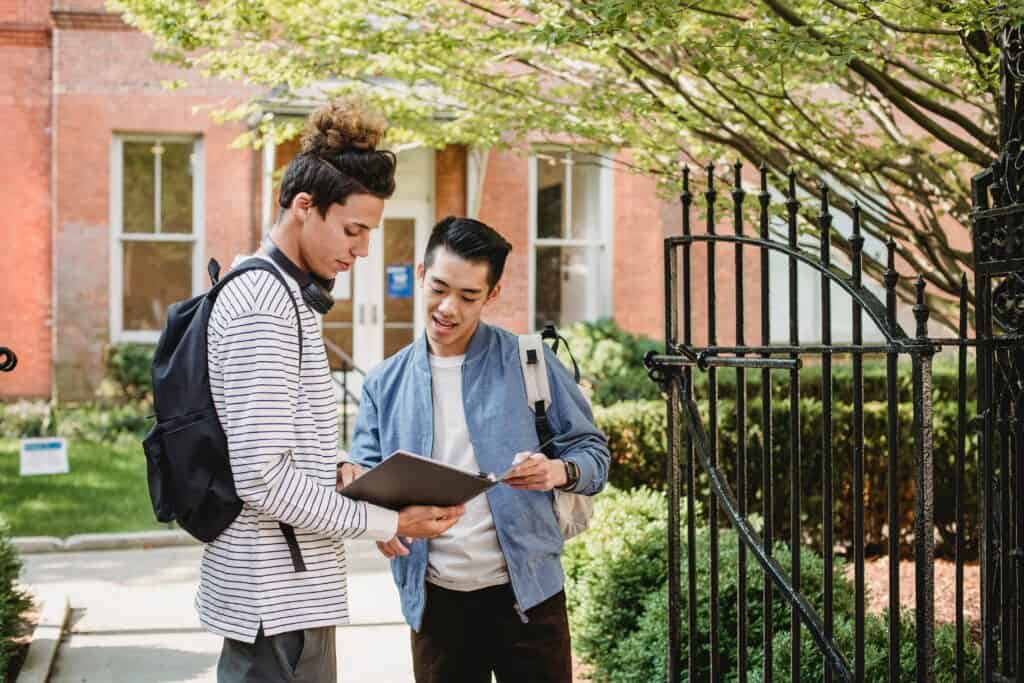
<box><xmin>0</xmin><ymin>438</ymin><xmax>164</xmax><ymax>537</ymax></box>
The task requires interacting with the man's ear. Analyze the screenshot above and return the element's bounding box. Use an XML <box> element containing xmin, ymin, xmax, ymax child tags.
<box><xmin>416</xmin><ymin>263</ymin><xmax>425</xmax><ymax>283</ymax></box>
<box><xmin>290</xmin><ymin>192</ymin><xmax>312</xmax><ymax>214</ymax></box>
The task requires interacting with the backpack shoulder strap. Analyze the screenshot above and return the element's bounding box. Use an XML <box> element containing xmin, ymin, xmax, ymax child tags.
<box><xmin>518</xmin><ymin>333</ymin><xmax>552</xmax><ymax>412</ymax></box>
<box><xmin>209</xmin><ymin>257</ymin><xmax>304</xmax><ymax>366</ymax></box>
<box><xmin>540</xmin><ymin>324</ymin><xmax>580</xmax><ymax>383</ymax></box>
<box><xmin>518</xmin><ymin>333</ymin><xmax>556</xmax><ymax>455</ymax></box>
<box><xmin>205</xmin><ymin>257</ymin><xmax>310</xmax><ymax>572</ymax></box>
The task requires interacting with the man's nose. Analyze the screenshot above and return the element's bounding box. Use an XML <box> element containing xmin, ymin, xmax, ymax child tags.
<box><xmin>351</xmin><ymin>231</ymin><xmax>370</xmax><ymax>258</ymax></box>
<box><xmin>437</xmin><ymin>294</ymin><xmax>457</xmax><ymax>315</ymax></box>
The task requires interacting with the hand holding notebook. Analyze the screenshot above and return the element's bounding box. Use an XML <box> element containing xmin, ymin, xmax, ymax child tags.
<box><xmin>339</xmin><ymin>435</ymin><xmax>556</xmax><ymax>511</ymax></box>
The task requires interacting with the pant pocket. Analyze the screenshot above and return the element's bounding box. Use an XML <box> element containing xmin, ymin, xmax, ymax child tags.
<box><xmin>271</xmin><ymin>629</ymin><xmax>305</xmax><ymax>679</ymax></box>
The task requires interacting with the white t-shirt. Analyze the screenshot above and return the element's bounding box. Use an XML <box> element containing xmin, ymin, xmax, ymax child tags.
<box><xmin>425</xmin><ymin>353</ymin><xmax>510</xmax><ymax>591</ymax></box>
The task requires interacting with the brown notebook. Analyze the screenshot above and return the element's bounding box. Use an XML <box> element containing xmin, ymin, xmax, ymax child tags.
<box><xmin>339</xmin><ymin>450</ymin><xmax>514</xmax><ymax>511</ymax></box>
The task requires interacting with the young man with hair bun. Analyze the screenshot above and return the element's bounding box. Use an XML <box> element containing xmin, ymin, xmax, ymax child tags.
<box><xmin>201</xmin><ymin>99</ymin><xmax>465</xmax><ymax>683</ymax></box>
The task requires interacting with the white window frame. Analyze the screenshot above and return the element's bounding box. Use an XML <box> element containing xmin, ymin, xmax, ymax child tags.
<box><xmin>110</xmin><ymin>134</ymin><xmax>205</xmax><ymax>343</ymax></box>
<box><xmin>527</xmin><ymin>149</ymin><xmax>614</xmax><ymax>332</ymax></box>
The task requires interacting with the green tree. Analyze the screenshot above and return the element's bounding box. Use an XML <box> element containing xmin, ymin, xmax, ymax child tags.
<box><xmin>114</xmin><ymin>0</ymin><xmax>1023</xmax><ymax>312</ymax></box>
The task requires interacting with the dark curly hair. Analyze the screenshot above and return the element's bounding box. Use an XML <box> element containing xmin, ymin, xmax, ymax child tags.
<box><xmin>278</xmin><ymin>98</ymin><xmax>397</xmax><ymax>218</ymax></box>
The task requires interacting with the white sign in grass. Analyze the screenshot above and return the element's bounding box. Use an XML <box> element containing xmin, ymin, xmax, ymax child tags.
<box><xmin>19</xmin><ymin>438</ymin><xmax>69</xmax><ymax>476</ymax></box>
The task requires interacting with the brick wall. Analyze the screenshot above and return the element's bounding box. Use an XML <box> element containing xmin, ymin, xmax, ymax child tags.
<box><xmin>476</xmin><ymin>151</ymin><xmax>530</xmax><ymax>333</ymax></box>
<box><xmin>52</xmin><ymin>20</ymin><xmax>257</xmax><ymax>400</ymax></box>
<box><xmin>0</xmin><ymin>8</ymin><xmax>52</xmax><ymax>399</ymax></box>
<box><xmin>611</xmin><ymin>159</ymin><xmax>666</xmax><ymax>341</ymax></box>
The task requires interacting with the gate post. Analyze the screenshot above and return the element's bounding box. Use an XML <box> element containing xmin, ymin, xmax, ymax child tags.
<box><xmin>973</xmin><ymin>23</ymin><xmax>1024</xmax><ymax>682</ymax></box>
<box><xmin>912</xmin><ymin>277</ymin><xmax>936</xmax><ymax>683</ymax></box>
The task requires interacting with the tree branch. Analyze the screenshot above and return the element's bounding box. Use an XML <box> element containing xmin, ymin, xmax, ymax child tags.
<box><xmin>821</xmin><ymin>0</ymin><xmax>960</xmax><ymax>36</ymax></box>
<box><xmin>761</xmin><ymin>0</ymin><xmax>995</xmax><ymax>160</ymax></box>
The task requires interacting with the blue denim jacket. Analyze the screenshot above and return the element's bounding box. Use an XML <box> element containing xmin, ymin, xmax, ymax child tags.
<box><xmin>348</xmin><ymin>322</ymin><xmax>610</xmax><ymax>631</ymax></box>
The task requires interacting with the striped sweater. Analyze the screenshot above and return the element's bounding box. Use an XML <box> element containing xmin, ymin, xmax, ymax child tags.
<box><xmin>196</xmin><ymin>256</ymin><xmax>398</xmax><ymax>643</ymax></box>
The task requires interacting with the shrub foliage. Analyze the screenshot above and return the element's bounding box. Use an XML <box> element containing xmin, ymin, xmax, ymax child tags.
<box><xmin>592</xmin><ymin>361</ymin><xmax>977</xmax><ymax>559</ymax></box>
<box><xmin>0</xmin><ymin>517</ymin><xmax>30</xmax><ymax>677</ymax></box>
<box><xmin>566</xmin><ymin>488</ymin><xmax>981</xmax><ymax>682</ymax></box>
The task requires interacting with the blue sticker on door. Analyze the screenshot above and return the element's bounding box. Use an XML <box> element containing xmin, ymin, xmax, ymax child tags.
<box><xmin>387</xmin><ymin>264</ymin><xmax>413</xmax><ymax>299</ymax></box>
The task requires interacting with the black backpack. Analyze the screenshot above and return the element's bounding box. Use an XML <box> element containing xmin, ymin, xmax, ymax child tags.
<box><xmin>142</xmin><ymin>257</ymin><xmax>306</xmax><ymax>570</ymax></box>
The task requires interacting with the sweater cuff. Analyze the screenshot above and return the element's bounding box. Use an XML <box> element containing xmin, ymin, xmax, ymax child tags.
<box><xmin>361</xmin><ymin>502</ymin><xmax>400</xmax><ymax>542</ymax></box>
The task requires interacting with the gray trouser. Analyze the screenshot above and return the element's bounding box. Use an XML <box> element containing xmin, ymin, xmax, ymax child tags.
<box><xmin>218</xmin><ymin>625</ymin><xmax>337</xmax><ymax>683</ymax></box>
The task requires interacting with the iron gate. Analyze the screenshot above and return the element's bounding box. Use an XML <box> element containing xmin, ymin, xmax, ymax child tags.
<box><xmin>644</xmin><ymin>26</ymin><xmax>1024</xmax><ymax>683</ymax></box>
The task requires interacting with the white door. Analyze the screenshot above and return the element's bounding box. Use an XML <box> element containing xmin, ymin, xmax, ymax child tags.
<box><xmin>353</xmin><ymin>208</ymin><xmax>422</xmax><ymax>369</ymax></box>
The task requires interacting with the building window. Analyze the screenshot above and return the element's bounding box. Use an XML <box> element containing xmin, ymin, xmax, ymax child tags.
<box><xmin>110</xmin><ymin>136</ymin><xmax>204</xmax><ymax>342</ymax></box>
<box><xmin>530</xmin><ymin>151</ymin><xmax>613</xmax><ymax>331</ymax></box>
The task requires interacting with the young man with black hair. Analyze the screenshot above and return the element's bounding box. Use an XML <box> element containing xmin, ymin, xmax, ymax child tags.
<box><xmin>341</xmin><ymin>215</ymin><xmax>610</xmax><ymax>682</ymax></box>
<box><xmin>201</xmin><ymin>101</ymin><xmax>464</xmax><ymax>683</ymax></box>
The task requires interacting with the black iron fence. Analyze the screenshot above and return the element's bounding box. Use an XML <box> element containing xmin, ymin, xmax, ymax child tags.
<box><xmin>643</xmin><ymin>26</ymin><xmax>1024</xmax><ymax>682</ymax></box>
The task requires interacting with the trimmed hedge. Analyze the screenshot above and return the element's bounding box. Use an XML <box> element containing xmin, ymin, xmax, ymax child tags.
<box><xmin>0</xmin><ymin>517</ymin><xmax>30</xmax><ymax>677</ymax></box>
<box><xmin>593</xmin><ymin>362</ymin><xmax>979</xmax><ymax>559</ymax></box>
<box><xmin>562</xmin><ymin>486</ymin><xmax>677</xmax><ymax>672</ymax></box>
<box><xmin>566</xmin><ymin>488</ymin><xmax>981</xmax><ymax>682</ymax></box>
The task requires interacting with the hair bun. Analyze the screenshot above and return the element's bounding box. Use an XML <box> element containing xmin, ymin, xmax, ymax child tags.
<box><xmin>300</xmin><ymin>98</ymin><xmax>389</xmax><ymax>156</ymax></box>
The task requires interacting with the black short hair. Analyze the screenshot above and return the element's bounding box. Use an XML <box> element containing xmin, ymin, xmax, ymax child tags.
<box><xmin>424</xmin><ymin>216</ymin><xmax>512</xmax><ymax>290</ymax></box>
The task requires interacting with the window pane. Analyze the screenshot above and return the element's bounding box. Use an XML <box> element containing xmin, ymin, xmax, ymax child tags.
<box><xmin>122</xmin><ymin>142</ymin><xmax>156</xmax><ymax>234</ymax></box>
<box><xmin>536</xmin><ymin>152</ymin><xmax>566</xmax><ymax>239</ymax></box>
<box><xmin>123</xmin><ymin>241</ymin><xmax>191</xmax><ymax>331</ymax></box>
<box><xmin>571</xmin><ymin>153</ymin><xmax>602</xmax><ymax>241</ymax></box>
<box><xmin>161</xmin><ymin>142</ymin><xmax>194</xmax><ymax>234</ymax></box>
<box><xmin>535</xmin><ymin>245</ymin><xmax>563</xmax><ymax>329</ymax></box>
<box><xmin>535</xmin><ymin>244</ymin><xmax>605</xmax><ymax>330</ymax></box>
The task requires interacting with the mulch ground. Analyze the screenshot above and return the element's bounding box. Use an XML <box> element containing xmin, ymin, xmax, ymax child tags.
<box><xmin>857</xmin><ymin>557</ymin><xmax>980</xmax><ymax>624</ymax></box>
<box><xmin>4</xmin><ymin>603</ymin><xmax>38</xmax><ymax>683</ymax></box>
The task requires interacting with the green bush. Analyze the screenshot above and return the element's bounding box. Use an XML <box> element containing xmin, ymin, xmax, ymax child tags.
<box><xmin>593</xmin><ymin>400</ymin><xmax>668</xmax><ymax>491</ymax></box>
<box><xmin>756</xmin><ymin>608</ymin><xmax>981</xmax><ymax>683</ymax></box>
<box><xmin>102</xmin><ymin>343</ymin><xmax>154</xmax><ymax>400</ymax></box>
<box><xmin>560</xmin><ymin>319</ymin><xmax>663</xmax><ymax>406</ymax></box>
<box><xmin>563</xmin><ymin>486</ymin><xmax>676</xmax><ymax>673</ymax></box>
<box><xmin>0</xmin><ymin>517</ymin><xmax>30</xmax><ymax>677</ymax></box>
<box><xmin>54</xmin><ymin>401</ymin><xmax>152</xmax><ymax>448</ymax></box>
<box><xmin>571</xmin><ymin>488</ymin><xmax>981</xmax><ymax>682</ymax></box>
<box><xmin>0</xmin><ymin>400</ymin><xmax>151</xmax><ymax>446</ymax></box>
<box><xmin>593</xmin><ymin>361</ymin><xmax>979</xmax><ymax>559</ymax></box>
<box><xmin>0</xmin><ymin>401</ymin><xmax>53</xmax><ymax>439</ymax></box>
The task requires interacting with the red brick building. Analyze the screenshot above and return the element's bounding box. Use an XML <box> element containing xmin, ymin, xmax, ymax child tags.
<box><xmin>1</xmin><ymin>1</ymin><xmax>671</xmax><ymax>401</ymax></box>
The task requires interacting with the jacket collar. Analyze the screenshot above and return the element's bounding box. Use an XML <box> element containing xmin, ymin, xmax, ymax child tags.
<box><xmin>412</xmin><ymin>322</ymin><xmax>494</xmax><ymax>375</ymax></box>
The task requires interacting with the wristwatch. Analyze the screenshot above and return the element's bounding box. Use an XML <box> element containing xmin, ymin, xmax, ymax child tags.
<box><xmin>559</xmin><ymin>460</ymin><xmax>580</xmax><ymax>491</ymax></box>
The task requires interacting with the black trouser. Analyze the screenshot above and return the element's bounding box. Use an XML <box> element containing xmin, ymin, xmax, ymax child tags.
<box><xmin>411</xmin><ymin>582</ymin><xmax>572</xmax><ymax>683</ymax></box>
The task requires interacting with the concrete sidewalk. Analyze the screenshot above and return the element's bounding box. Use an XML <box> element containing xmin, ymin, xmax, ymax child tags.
<box><xmin>18</xmin><ymin>542</ymin><xmax>415</xmax><ymax>682</ymax></box>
